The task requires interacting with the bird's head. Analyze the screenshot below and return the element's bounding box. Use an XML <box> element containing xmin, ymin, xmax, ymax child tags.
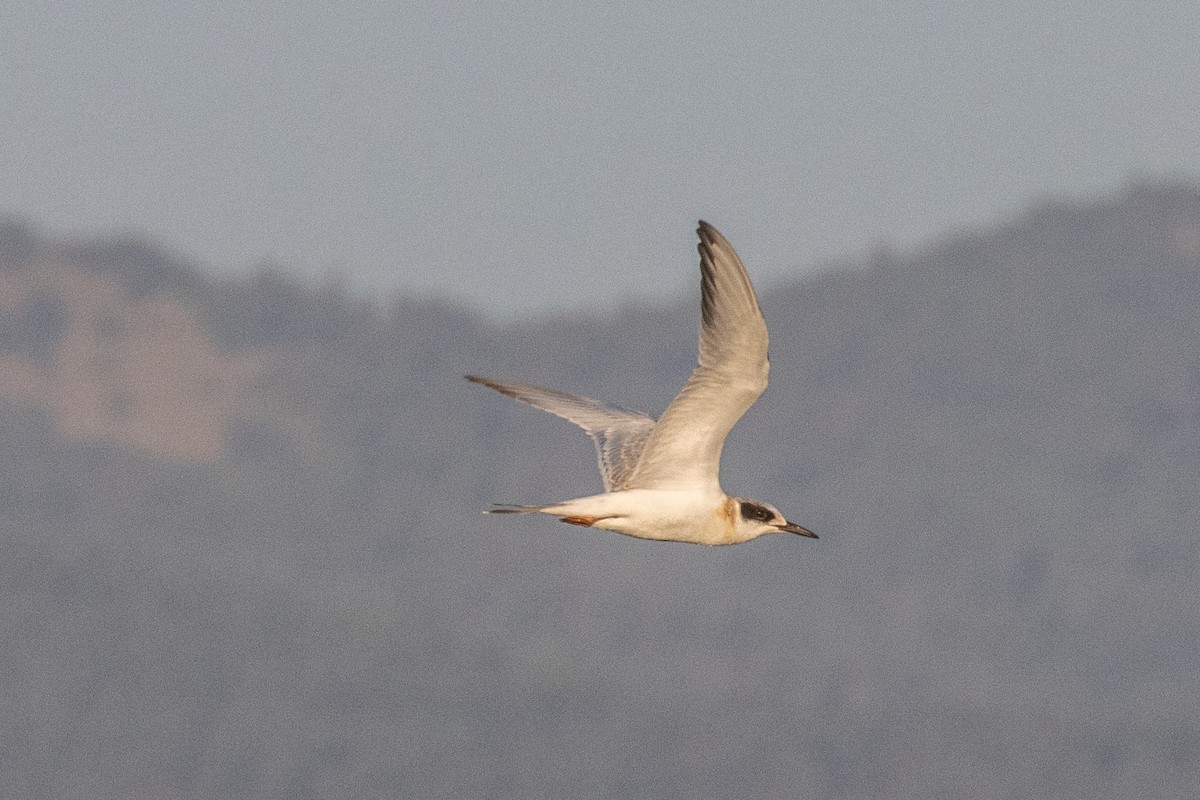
<box><xmin>735</xmin><ymin>499</ymin><xmax>818</xmax><ymax>541</ymax></box>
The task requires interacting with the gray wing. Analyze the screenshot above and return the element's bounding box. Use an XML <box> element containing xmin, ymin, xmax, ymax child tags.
<box><xmin>625</xmin><ymin>221</ymin><xmax>769</xmax><ymax>492</ymax></box>
<box><xmin>466</xmin><ymin>375</ymin><xmax>656</xmax><ymax>492</ymax></box>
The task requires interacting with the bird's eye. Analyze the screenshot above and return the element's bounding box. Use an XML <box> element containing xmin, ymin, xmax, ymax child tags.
<box><xmin>740</xmin><ymin>502</ymin><xmax>773</xmax><ymax>523</ymax></box>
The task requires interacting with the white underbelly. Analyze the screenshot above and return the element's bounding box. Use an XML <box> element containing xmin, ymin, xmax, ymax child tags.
<box><xmin>544</xmin><ymin>489</ymin><xmax>735</xmax><ymax>545</ymax></box>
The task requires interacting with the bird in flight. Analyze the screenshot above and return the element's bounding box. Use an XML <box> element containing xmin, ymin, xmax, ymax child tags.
<box><xmin>467</xmin><ymin>221</ymin><xmax>816</xmax><ymax>545</ymax></box>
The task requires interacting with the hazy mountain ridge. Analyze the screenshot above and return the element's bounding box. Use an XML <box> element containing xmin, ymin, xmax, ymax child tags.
<box><xmin>2</xmin><ymin>182</ymin><xmax>1199</xmax><ymax>797</ymax></box>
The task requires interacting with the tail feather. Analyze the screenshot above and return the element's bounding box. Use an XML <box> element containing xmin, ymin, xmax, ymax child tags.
<box><xmin>486</xmin><ymin>504</ymin><xmax>543</xmax><ymax>515</ymax></box>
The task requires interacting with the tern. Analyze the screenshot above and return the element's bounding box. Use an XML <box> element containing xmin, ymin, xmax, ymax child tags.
<box><xmin>467</xmin><ymin>221</ymin><xmax>816</xmax><ymax>545</ymax></box>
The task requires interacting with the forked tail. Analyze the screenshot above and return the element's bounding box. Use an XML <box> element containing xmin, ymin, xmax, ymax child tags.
<box><xmin>485</xmin><ymin>504</ymin><xmax>609</xmax><ymax>528</ymax></box>
<box><xmin>486</xmin><ymin>504</ymin><xmax>543</xmax><ymax>515</ymax></box>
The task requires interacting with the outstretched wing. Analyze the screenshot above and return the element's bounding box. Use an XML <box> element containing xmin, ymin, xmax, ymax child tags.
<box><xmin>625</xmin><ymin>221</ymin><xmax>769</xmax><ymax>492</ymax></box>
<box><xmin>466</xmin><ymin>375</ymin><xmax>656</xmax><ymax>492</ymax></box>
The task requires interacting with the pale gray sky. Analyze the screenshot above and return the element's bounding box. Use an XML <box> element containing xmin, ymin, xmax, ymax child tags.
<box><xmin>4</xmin><ymin>1</ymin><xmax>1199</xmax><ymax>315</ymax></box>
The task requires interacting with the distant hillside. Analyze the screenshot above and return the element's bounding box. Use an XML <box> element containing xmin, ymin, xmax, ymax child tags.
<box><xmin>2</xmin><ymin>181</ymin><xmax>1199</xmax><ymax>798</ymax></box>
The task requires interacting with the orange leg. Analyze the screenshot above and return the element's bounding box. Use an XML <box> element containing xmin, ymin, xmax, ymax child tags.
<box><xmin>559</xmin><ymin>515</ymin><xmax>600</xmax><ymax>527</ymax></box>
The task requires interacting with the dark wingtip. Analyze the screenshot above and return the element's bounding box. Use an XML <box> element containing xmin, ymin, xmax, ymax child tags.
<box><xmin>696</xmin><ymin>220</ymin><xmax>721</xmax><ymax>246</ymax></box>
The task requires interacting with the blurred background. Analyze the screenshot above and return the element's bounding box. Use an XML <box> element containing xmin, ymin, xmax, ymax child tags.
<box><xmin>3</xmin><ymin>2</ymin><xmax>1200</xmax><ymax>797</ymax></box>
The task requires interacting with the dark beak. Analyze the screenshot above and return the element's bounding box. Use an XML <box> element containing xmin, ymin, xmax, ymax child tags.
<box><xmin>775</xmin><ymin>521</ymin><xmax>818</xmax><ymax>539</ymax></box>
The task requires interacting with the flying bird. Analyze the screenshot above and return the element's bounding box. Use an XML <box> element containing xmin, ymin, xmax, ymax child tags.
<box><xmin>467</xmin><ymin>221</ymin><xmax>816</xmax><ymax>545</ymax></box>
